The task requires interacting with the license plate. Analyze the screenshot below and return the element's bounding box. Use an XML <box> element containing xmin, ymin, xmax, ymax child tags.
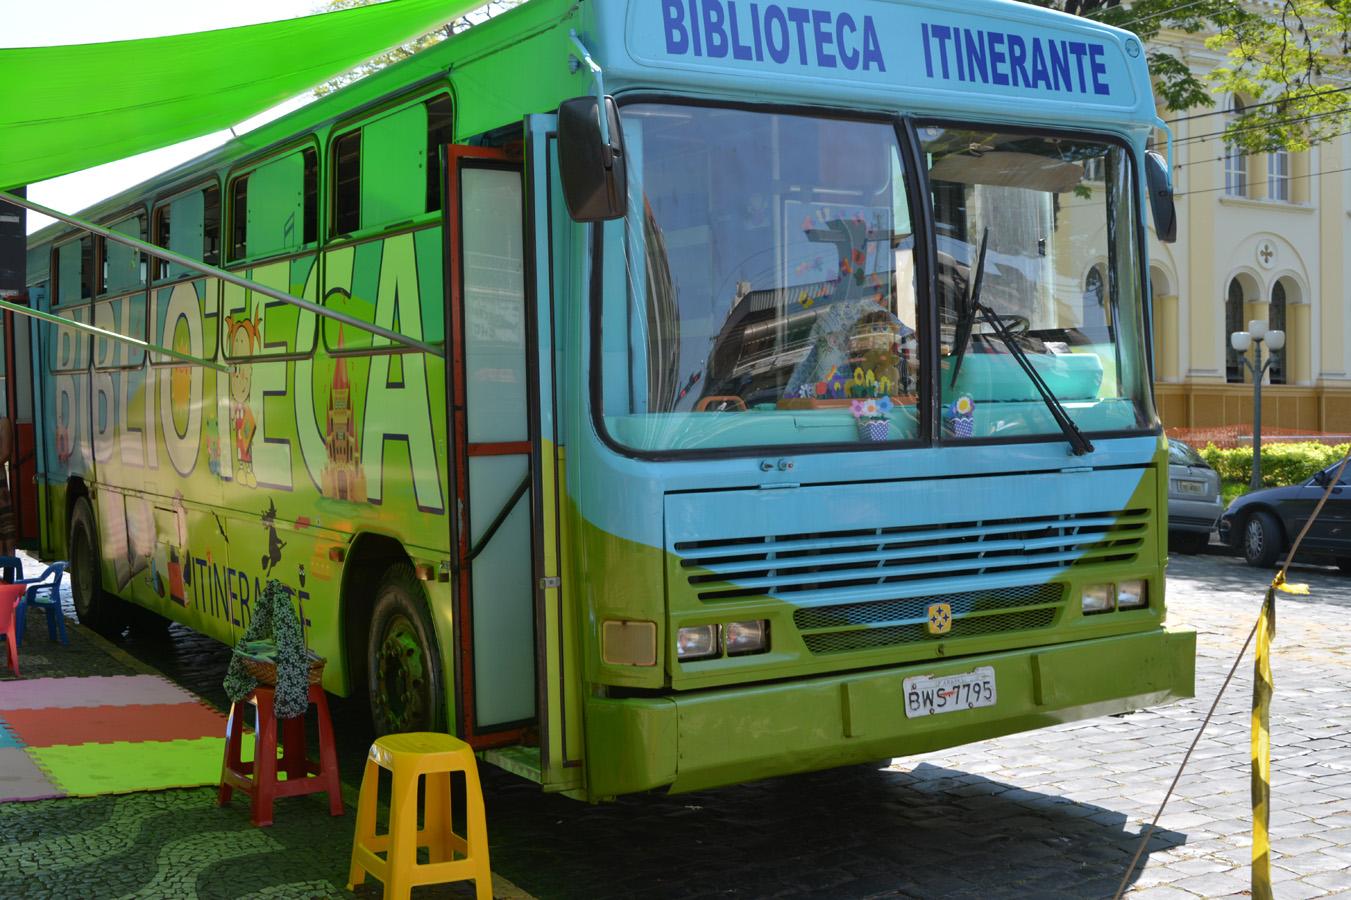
<box><xmin>904</xmin><ymin>667</ymin><xmax>997</xmax><ymax>718</ymax></box>
<box><xmin>1176</xmin><ymin>480</ymin><xmax>1206</xmax><ymax>495</ymax></box>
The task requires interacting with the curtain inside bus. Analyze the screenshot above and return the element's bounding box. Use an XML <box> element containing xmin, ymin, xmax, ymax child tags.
<box><xmin>0</xmin><ymin>0</ymin><xmax>485</xmax><ymax>191</ymax></box>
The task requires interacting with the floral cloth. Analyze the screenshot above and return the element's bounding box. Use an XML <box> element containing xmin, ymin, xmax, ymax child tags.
<box><xmin>223</xmin><ymin>579</ymin><xmax>310</xmax><ymax>718</ymax></box>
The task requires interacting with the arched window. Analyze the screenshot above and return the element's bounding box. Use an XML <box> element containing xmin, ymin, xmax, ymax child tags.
<box><xmin>1224</xmin><ymin>97</ymin><xmax>1248</xmax><ymax>198</ymax></box>
<box><xmin>1225</xmin><ymin>278</ymin><xmax>1246</xmax><ymax>383</ymax></box>
<box><xmin>1269</xmin><ymin>280</ymin><xmax>1287</xmax><ymax>385</ymax></box>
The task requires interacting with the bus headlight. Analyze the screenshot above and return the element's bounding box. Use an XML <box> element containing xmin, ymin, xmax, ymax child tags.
<box><xmin>725</xmin><ymin>620</ymin><xmax>768</xmax><ymax>656</ymax></box>
<box><xmin>676</xmin><ymin>625</ymin><xmax>721</xmax><ymax>661</ymax></box>
<box><xmin>1081</xmin><ymin>584</ymin><xmax>1114</xmax><ymax>615</ymax></box>
<box><xmin>1116</xmin><ymin>580</ymin><xmax>1148</xmax><ymax>609</ymax></box>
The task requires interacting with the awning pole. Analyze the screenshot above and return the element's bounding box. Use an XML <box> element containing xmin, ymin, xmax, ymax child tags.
<box><xmin>0</xmin><ymin>296</ymin><xmax>234</xmax><ymax>373</ymax></box>
<box><xmin>1</xmin><ymin>190</ymin><xmax>445</xmax><ymax>358</ymax></box>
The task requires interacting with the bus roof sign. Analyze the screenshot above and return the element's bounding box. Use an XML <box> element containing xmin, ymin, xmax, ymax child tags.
<box><xmin>628</xmin><ymin>0</ymin><xmax>1140</xmax><ymax>111</ymax></box>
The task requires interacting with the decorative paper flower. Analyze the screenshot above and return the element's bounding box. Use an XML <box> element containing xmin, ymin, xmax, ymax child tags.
<box><xmin>950</xmin><ymin>395</ymin><xmax>974</xmax><ymax>417</ymax></box>
<box><xmin>852</xmin><ymin>398</ymin><xmax>884</xmax><ymax>420</ymax></box>
<box><xmin>875</xmin><ymin>396</ymin><xmax>895</xmax><ymax>416</ymax></box>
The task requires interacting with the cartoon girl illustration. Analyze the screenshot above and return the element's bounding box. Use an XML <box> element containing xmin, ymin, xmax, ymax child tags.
<box><xmin>227</xmin><ymin>310</ymin><xmax>263</xmax><ymax>488</ymax></box>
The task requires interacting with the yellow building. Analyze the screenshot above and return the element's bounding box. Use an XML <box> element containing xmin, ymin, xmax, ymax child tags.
<box><xmin>1147</xmin><ymin>25</ymin><xmax>1351</xmax><ymax>436</ymax></box>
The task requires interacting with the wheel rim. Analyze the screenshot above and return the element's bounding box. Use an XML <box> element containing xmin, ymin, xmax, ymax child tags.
<box><xmin>373</xmin><ymin>613</ymin><xmax>431</xmax><ymax>733</ymax></box>
<box><xmin>1244</xmin><ymin>518</ymin><xmax>1265</xmax><ymax>560</ymax></box>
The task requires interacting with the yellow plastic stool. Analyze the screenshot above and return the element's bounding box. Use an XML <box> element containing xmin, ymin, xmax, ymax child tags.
<box><xmin>347</xmin><ymin>732</ymin><xmax>492</xmax><ymax>900</ymax></box>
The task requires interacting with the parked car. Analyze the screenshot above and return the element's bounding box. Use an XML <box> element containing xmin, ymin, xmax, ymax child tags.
<box><xmin>1167</xmin><ymin>438</ymin><xmax>1223</xmax><ymax>554</ymax></box>
<box><xmin>1219</xmin><ymin>459</ymin><xmax>1351</xmax><ymax>569</ymax></box>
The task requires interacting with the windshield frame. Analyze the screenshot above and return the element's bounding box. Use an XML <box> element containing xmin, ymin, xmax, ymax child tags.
<box><xmin>588</xmin><ymin>98</ymin><xmax>1158</xmax><ymax>461</ymax></box>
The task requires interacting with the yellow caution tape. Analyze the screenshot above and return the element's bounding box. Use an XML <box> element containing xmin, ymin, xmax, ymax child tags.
<box><xmin>1273</xmin><ymin>572</ymin><xmax>1309</xmax><ymax>595</ymax></box>
<box><xmin>1251</xmin><ymin>586</ymin><xmax>1276</xmax><ymax>900</ymax></box>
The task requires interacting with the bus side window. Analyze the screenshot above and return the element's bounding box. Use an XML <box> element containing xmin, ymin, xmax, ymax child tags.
<box><xmin>331</xmin><ymin>92</ymin><xmax>451</xmax><ymax>237</ymax></box>
<box><xmin>229</xmin><ymin>148</ymin><xmax>317</xmax><ymax>262</ymax></box>
<box><xmin>425</xmin><ymin>94</ymin><xmax>454</xmax><ymax>213</ymax></box>
<box><xmin>53</xmin><ymin>236</ymin><xmax>95</xmax><ymax>305</ymax></box>
<box><xmin>154</xmin><ymin>184</ymin><xmax>221</xmax><ymax>280</ymax></box>
<box><xmin>229</xmin><ymin>175</ymin><xmax>249</xmax><ymax>261</ymax></box>
<box><xmin>102</xmin><ymin>213</ymin><xmax>146</xmax><ymax>295</ymax></box>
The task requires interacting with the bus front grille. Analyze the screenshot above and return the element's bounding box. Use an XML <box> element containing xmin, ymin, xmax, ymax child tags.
<box><xmin>793</xmin><ymin>585</ymin><xmax>1062</xmax><ymax>654</ymax></box>
<box><xmin>675</xmin><ymin>507</ymin><xmax>1144</xmax><ymax>653</ymax></box>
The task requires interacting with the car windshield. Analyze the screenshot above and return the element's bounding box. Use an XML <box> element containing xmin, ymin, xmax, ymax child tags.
<box><xmin>596</xmin><ymin>104</ymin><xmax>1152</xmax><ymax>454</ymax></box>
<box><xmin>1169</xmin><ymin>440</ymin><xmax>1206</xmax><ymax>467</ymax></box>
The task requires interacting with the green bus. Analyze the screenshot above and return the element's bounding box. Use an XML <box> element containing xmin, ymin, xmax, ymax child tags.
<box><xmin>16</xmin><ymin>0</ymin><xmax>1194</xmax><ymax>801</ymax></box>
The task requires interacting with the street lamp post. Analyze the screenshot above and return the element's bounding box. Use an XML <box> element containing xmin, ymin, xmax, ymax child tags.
<box><xmin>1230</xmin><ymin>319</ymin><xmax>1286</xmax><ymax>492</ymax></box>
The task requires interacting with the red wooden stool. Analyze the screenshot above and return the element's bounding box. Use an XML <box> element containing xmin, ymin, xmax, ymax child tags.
<box><xmin>217</xmin><ymin>683</ymin><xmax>343</xmax><ymax>826</ymax></box>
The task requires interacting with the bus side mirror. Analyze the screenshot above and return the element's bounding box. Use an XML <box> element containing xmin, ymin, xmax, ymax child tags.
<box><xmin>1145</xmin><ymin>151</ymin><xmax>1176</xmax><ymax>243</ymax></box>
<box><xmin>557</xmin><ymin>95</ymin><xmax>627</xmax><ymax>223</ymax></box>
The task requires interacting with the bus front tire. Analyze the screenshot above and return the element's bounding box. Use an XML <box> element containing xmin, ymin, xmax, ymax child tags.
<box><xmin>68</xmin><ymin>497</ymin><xmax>128</xmax><ymax>635</ymax></box>
<box><xmin>367</xmin><ymin>564</ymin><xmax>445</xmax><ymax>736</ymax></box>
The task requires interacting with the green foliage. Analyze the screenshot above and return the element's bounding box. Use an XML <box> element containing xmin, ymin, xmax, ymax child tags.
<box><xmin>1206</xmin><ymin>0</ymin><xmax>1351</xmax><ymax>153</ymax></box>
<box><xmin>1197</xmin><ymin>442</ymin><xmax>1351</xmax><ymax>489</ymax></box>
<box><xmin>310</xmin><ymin>0</ymin><xmax>521</xmax><ymax>97</ymax></box>
<box><xmin>1014</xmin><ymin>0</ymin><xmax>1351</xmax><ymax>153</ymax></box>
<box><xmin>1011</xmin><ymin>0</ymin><xmax>1230</xmax><ymax>113</ymax></box>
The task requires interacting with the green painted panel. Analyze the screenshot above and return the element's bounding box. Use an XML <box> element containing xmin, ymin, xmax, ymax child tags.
<box><xmin>361</xmin><ymin>104</ymin><xmax>427</xmax><ymax>229</ymax></box>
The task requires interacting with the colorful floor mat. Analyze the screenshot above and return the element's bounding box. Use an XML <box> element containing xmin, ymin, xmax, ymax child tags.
<box><xmin>0</xmin><ymin>674</ymin><xmax>230</xmax><ymax>801</ymax></box>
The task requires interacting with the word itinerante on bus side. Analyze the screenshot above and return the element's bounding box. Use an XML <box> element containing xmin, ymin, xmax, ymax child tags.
<box><xmin>661</xmin><ymin>0</ymin><xmax>887</xmax><ymax>72</ymax></box>
<box><xmin>49</xmin><ymin>233</ymin><xmax>446</xmax><ymax>516</ymax></box>
<box><xmin>919</xmin><ymin>23</ymin><xmax>1112</xmax><ymax>96</ymax></box>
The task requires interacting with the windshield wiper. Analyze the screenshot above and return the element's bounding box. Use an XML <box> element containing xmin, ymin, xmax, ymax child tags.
<box><xmin>970</xmin><ymin>300</ymin><xmax>1095</xmax><ymax>457</ymax></box>
<box><xmin>947</xmin><ymin>227</ymin><xmax>988</xmax><ymax>390</ymax></box>
<box><xmin>948</xmin><ymin>228</ymin><xmax>1093</xmax><ymax>456</ymax></box>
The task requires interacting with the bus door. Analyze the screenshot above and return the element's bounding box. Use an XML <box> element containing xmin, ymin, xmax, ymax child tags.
<box><xmin>1</xmin><ymin>302</ymin><xmax>38</xmax><ymax>550</ymax></box>
<box><xmin>446</xmin><ymin>145</ymin><xmax>541</xmax><ymax>750</ymax></box>
<box><xmin>523</xmin><ymin>113</ymin><xmax>582</xmax><ymax>792</ymax></box>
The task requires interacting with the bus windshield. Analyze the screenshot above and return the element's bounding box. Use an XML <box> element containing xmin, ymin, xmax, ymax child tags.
<box><xmin>598</xmin><ymin>104</ymin><xmax>1151</xmax><ymax>454</ymax></box>
<box><xmin>922</xmin><ymin>123</ymin><xmax>1150</xmax><ymax>443</ymax></box>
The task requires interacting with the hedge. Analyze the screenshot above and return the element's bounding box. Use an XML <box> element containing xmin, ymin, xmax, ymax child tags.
<box><xmin>1195</xmin><ymin>442</ymin><xmax>1351</xmax><ymax>488</ymax></box>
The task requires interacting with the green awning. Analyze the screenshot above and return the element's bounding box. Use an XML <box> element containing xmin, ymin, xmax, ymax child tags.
<box><xmin>1</xmin><ymin>0</ymin><xmax>484</xmax><ymax>191</ymax></box>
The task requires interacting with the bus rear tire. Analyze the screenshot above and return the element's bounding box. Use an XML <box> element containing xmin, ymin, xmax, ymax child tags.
<box><xmin>68</xmin><ymin>497</ymin><xmax>128</xmax><ymax>636</ymax></box>
<box><xmin>367</xmin><ymin>564</ymin><xmax>445</xmax><ymax>736</ymax></box>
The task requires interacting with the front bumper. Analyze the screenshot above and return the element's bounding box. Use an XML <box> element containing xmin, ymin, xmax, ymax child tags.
<box><xmin>583</xmin><ymin>627</ymin><xmax>1196</xmax><ymax>798</ymax></box>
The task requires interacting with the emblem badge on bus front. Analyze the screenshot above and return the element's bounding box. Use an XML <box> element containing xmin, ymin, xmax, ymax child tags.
<box><xmin>927</xmin><ymin>602</ymin><xmax>952</xmax><ymax>635</ymax></box>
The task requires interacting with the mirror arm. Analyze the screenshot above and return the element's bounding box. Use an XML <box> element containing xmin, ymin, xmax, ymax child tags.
<box><xmin>569</xmin><ymin>30</ymin><xmax>615</xmax><ymax>168</ymax></box>
<box><xmin>1154</xmin><ymin>116</ymin><xmax>1173</xmax><ymax>172</ymax></box>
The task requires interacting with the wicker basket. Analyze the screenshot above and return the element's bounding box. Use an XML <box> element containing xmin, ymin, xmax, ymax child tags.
<box><xmin>240</xmin><ymin>653</ymin><xmax>325</xmax><ymax>687</ymax></box>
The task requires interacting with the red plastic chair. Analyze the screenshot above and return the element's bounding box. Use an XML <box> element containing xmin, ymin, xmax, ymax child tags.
<box><xmin>1</xmin><ymin>582</ymin><xmax>27</xmax><ymax>676</ymax></box>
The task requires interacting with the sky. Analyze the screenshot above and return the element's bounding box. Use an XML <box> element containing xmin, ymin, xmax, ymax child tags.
<box><xmin>10</xmin><ymin>0</ymin><xmax>325</xmax><ymax>233</ymax></box>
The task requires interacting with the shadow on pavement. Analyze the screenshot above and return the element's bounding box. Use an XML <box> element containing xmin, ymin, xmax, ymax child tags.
<box><xmin>477</xmin><ymin>760</ymin><xmax>1182</xmax><ymax>900</ymax></box>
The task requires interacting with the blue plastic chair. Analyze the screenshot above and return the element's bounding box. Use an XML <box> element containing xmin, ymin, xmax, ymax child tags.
<box><xmin>14</xmin><ymin>562</ymin><xmax>68</xmax><ymax>646</ymax></box>
<box><xmin>0</xmin><ymin>555</ymin><xmax>21</xmax><ymax>584</ymax></box>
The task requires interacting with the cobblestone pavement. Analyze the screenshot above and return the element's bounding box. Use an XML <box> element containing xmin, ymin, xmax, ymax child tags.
<box><xmin>3</xmin><ymin>548</ymin><xmax>1350</xmax><ymax>900</ymax></box>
